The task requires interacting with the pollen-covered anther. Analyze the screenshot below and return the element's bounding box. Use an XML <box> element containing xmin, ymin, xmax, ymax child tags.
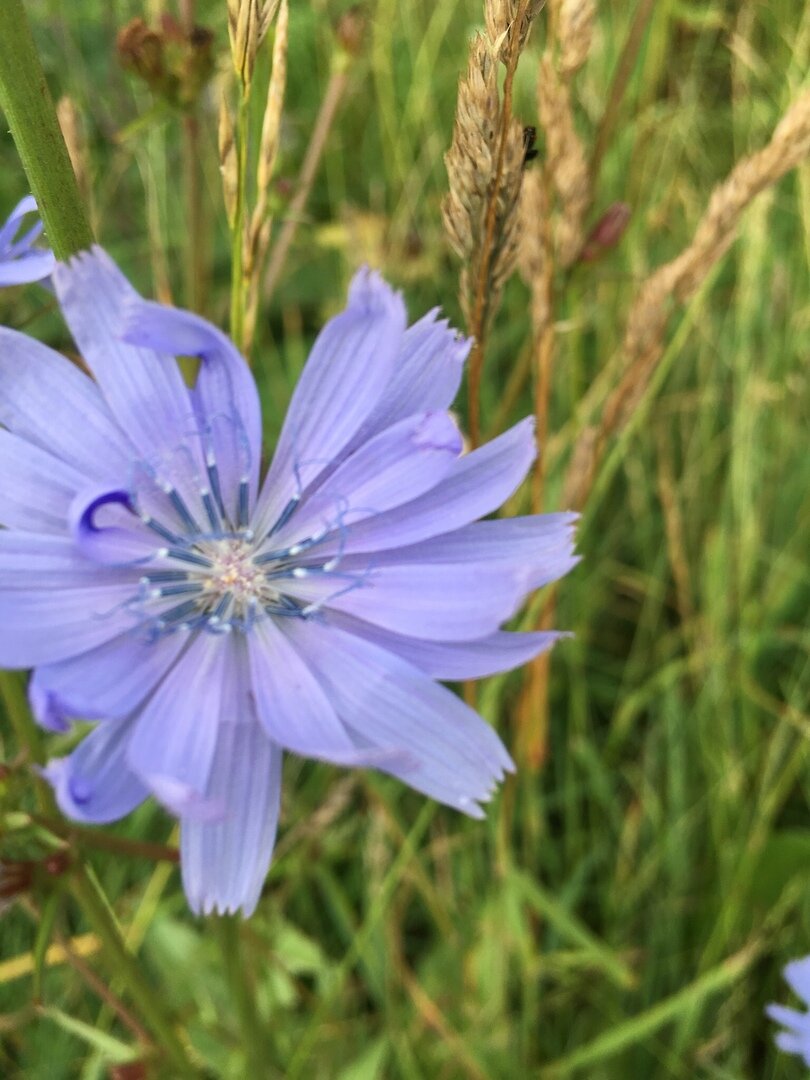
<box><xmin>206</xmin><ymin>539</ymin><xmax>263</xmax><ymax>604</ymax></box>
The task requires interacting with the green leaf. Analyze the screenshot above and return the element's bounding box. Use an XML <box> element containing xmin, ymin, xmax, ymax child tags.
<box><xmin>32</xmin><ymin>888</ymin><xmax>62</xmax><ymax>1002</ymax></box>
<box><xmin>39</xmin><ymin>1006</ymin><xmax>141</xmax><ymax>1064</ymax></box>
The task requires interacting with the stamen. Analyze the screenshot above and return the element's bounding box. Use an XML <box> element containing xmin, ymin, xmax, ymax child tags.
<box><xmin>206</xmin><ymin>454</ymin><xmax>228</xmax><ymax>523</ymax></box>
<box><xmin>164</xmin><ymin>485</ymin><xmax>201</xmax><ymax>535</ymax></box>
<box><xmin>237</xmin><ymin>479</ymin><xmax>250</xmax><ymax>529</ymax></box>
<box><xmin>268</xmin><ymin>494</ymin><xmax>300</xmax><ymax>538</ymax></box>
<box><xmin>201</xmin><ymin>490</ymin><xmax>221</xmax><ymax>532</ymax></box>
<box><xmin>150</xmin><ymin>583</ymin><xmax>206</xmax><ymax>600</ymax></box>
<box><xmin>252</xmin><ymin>530</ymin><xmax>328</xmax><ymax>566</ymax></box>
<box><xmin>141</xmin><ymin>515</ymin><xmax>182</xmax><ymax>545</ymax></box>
<box><xmin>140</xmin><ymin>570</ymin><xmax>191</xmax><ymax>584</ymax></box>
<box><xmin>155</xmin><ymin>598</ymin><xmax>203</xmax><ymax>628</ymax></box>
<box><xmin>265</xmin><ymin>597</ymin><xmax>307</xmax><ymax>618</ymax></box>
<box><xmin>162</xmin><ymin>546</ymin><xmax>214</xmax><ymax>568</ymax></box>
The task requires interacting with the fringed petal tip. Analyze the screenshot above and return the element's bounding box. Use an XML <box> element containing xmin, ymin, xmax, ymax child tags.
<box><xmin>186</xmin><ymin>888</ymin><xmax>263</xmax><ymax>919</ymax></box>
<box><xmin>53</xmin><ymin>243</ymin><xmax>111</xmax><ymax>282</ymax></box>
<box><xmin>347</xmin><ymin>265</ymin><xmax>407</xmax><ymax>326</ymax></box>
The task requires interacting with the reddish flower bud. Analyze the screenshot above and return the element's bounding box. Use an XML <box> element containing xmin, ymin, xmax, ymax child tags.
<box><xmin>336</xmin><ymin>6</ymin><xmax>366</xmax><ymax>57</ymax></box>
<box><xmin>579</xmin><ymin>202</ymin><xmax>631</xmax><ymax>263</ymax></box>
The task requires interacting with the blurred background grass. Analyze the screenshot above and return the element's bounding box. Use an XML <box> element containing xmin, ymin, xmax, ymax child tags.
<box><xmin>1</xmin><ymin>0</ymin><xmax>809</xmax><ymax>1077</ymax></box>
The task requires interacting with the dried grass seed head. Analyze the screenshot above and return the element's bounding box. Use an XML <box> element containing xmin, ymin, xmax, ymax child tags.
<box><xmin>537</xmin><ymin>53</ymin><xmax>590</xmax><ymax>265</ymax></box>
<box><xmin>485</xmin><ymin>0</ymin><xmax>545</xmax><ymax>61</ymax></box>
<box><xmin>558</xmin><ymin>0</ymin><xmax>596</xmax><ymax>78</ymax></box>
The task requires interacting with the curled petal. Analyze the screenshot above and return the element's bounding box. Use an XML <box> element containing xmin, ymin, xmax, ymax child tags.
<box><xmin>69</xmin><ymin>486</ymin><xmax>158</xmax><ymax>566</ymax></box>
<box><xmin>43</xmin><ymin>716</ymin><xmax>148</xmax><ymax>824</ymax></box>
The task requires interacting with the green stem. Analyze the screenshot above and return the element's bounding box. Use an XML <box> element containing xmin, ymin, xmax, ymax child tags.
<box><xmin>215</xmin><ymin>916</ymin><xmax>267</xmax><ymax>1075</ymax></box>
<box><xmin>72</xmin><ymin>869</ymin><xmax>197</xmax><ymax>1077</ymax></box>
<box><xmin>0</xmin><ymin>0</ymin><xmax>93</xmax><ymax>258</ymax></box>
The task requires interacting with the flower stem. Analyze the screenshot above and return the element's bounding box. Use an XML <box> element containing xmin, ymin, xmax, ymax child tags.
<box><xmin>0</xmin><ymin>0</ymin><xmax>93</xmax><ymax>259</ymax></box>
<box><xmin>215</xmin><ymin>915</ymin><xmax>268</xmax><ymax>1075</ymax></box>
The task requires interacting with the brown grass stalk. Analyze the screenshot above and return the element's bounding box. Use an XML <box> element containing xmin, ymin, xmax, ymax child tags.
<box><xmin>565</xmin><ymin>87</ymin><xmax>810</xmax><ymax>510</ymax></box>
<box><xmin>244</xmin><ymin>0</ymin><xmax>288</xmax><ymax>350</ymax></box>
<box><xmin>262</xmin><ymin>65</ymin><xmax>349</xmax><ymax>302</ymax></box>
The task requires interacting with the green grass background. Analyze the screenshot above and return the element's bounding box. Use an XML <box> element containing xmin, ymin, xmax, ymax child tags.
<box><xmin>1</xmin><ymin>0</ymin><xmax>809</xmax><ymax>1076</ymax></box>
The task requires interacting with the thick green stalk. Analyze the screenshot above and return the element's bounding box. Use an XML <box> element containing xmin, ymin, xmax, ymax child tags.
<box><xmin>0</xmin><ymin>0</ymin><xmax>93</xmax><ymax>258</ymax></box>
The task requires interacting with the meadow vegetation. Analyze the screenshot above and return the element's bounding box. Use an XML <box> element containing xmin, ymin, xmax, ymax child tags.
<box><xmin>1</xmin><ymin>0</ymin><xmax>809</xmax><ymax>1076</ymax></box>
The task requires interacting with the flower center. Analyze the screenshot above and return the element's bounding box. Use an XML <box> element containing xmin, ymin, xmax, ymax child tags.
<box><xmin>206</xmin><ymin>539</ymin><xmax>263</xmax><ymax>603</ymax></box>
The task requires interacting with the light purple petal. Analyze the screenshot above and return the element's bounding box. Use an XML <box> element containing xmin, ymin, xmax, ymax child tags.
<box><xmin>336</xmin><ymin>416</ymin><xmax>537</xmax><ymax>554</ymax></box>
<box><xmin>127</xmin><ymin>632</ymin><xmax>235</xmax><ymax>819</ymax></box>
<box><xmin>53</xmin><ymin>247</ymin><xmax>198</xmax><ymax>461</ymax></box>
<box><xmin>285</xmin><ymin>561</ymin><xmax>525</xmax><ymax>641</ymax></box>
<box><xmin>774</xmin><ymin>1030</ymin><xmax>810</xmax><ymax>1063</ymax></box>
<box><xmin>347</xmin><ymin>514</ymin><xmax>579</xmax><ymax>592</ymax></box>
<box><xmin>327</xmin><ymin>613</ymin><xmax>568</xmax><ymax>680</ymax></box>
<box><xmin>0</xmin><ymin>250</ymin><xmax>56</xmax><ymax>286</ymax></box>
<box><xmin>253</xmin><ymin>269</ymin><xmax>407</xmax><ymax>535</ymax></box>
<box><xmin>785</xmin><ymin>957</ymin><xmax>810</xmax><ymax>1004</ymax></box>
<box><xmin>120</xmin><ymin>299</ymin><xmax>262</xmax><ymax>508</ymax></box>
<box><xmin>247</xmin><ymin>618</ymin><xmax>407</xmax><ymax>766</ymax></box>
<box><xmin>0</xmin><ymin>580</ymin><xmax>140</xmax><ymax>668</ymax></box>
<box><xmin>0</xmin><ymin>531</ymin><xmax>137</xmax><ymax>588</ymax></box>
<box><xmin>0</xmin><ymin>328</ymin><xmax>131</xmax><ymax>476</ymax></box>
<box><xmin>0</xmin><ymin>197</ymin><xmax>38</xmax><ymax>250</ymax></box>
<box><xmin>0</xmin><ymin>197</ymin><xmax>55</xmax><ymax>286</ymax></box>
<box><xmin>30</xmin><ymin>631</ymin><xmax>187</xmax><ymax>727</ymax></box>
<box><xmin>289</xmin><ymin>620</ymin><xmax>513</xmax><ymax>817</ymax></box>
<box><xmin>0</xmin><ymin>428</ymin><xmax>91</xmax><ymax>534</ymax></box>
<box><xmin>43</xmin><ymin>716</ymin><xmax>148</xmax><ymax>824</ymax></box>
<box><xmin>275</xmin><ymin>411</ymin><xmax>462</xmax><ymax>547</ymax></box>
<box><xmin>767</xmin><ymin>1004</ymin><xmax>810</xmax><ymax>1034</ymax></box>
<box><xmin>339</xmin><ymin>309</ymin><xmax>469</xmax><ymax>453</ymax></box>
<box><xmin>181</xmin><ymin>719</ymin><xmax>282</xmax><ymax>917</ymax></box>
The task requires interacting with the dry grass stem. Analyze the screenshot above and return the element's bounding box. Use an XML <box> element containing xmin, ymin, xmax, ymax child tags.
<box><xmin>517</xmin><ymin>166</ymin><xmax>551</xmax><ymax>333</ymax></box>
<box><xmin>263</xmin><ymin>66</ymin><xmax>350</xmax><ymax>302</ymax></box>
<box><xmin>218</xmin><ymin>78</ymin><xmax>238</xmax><ymax>228</ymax></box>
<box><xmin>565</xmin><ymin>88</ymin><xmax>810</xmax><ymax>508</ymax></box>
<box><xmin>55</xmin><ymin>96</ymin><xmax>91</xmax><ymax>217</ymax></box>
<box><xmin>537</xmin><ymin>53</ymin><xmax>590</xmax><ymax>267</ymax></box>
<box><xmin>245</xmin><ymin>0</ymin><xmax>289</xmax><ymax>349</ymax></box>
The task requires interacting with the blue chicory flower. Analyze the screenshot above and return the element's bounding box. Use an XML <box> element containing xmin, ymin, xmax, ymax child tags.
<box><xmin>0</xmin><ymin>197</ymin><xmax>56</xmax><ymax>286</ymax></box>
<box><xmin>767</xmin><ymin>955</ymin><xmax>810</xmax><ymax>1065</ymax></box>
<box><xmin>0</xmin><ymin>247</ymin><xmax>577</xmax><ymax>915</ymax></box>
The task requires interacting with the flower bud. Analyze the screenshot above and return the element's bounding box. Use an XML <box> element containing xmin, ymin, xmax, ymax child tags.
<box><xmin>579</xmin><ymin>202</ymin><xmax>631</xmax><ymax>262</ymax></box>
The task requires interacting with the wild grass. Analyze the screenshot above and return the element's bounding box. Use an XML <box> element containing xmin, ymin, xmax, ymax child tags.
<box><xmin>0</xmin><ymin>0</ymin><xmax>809</xmax><ymax>1077</ymax></box>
